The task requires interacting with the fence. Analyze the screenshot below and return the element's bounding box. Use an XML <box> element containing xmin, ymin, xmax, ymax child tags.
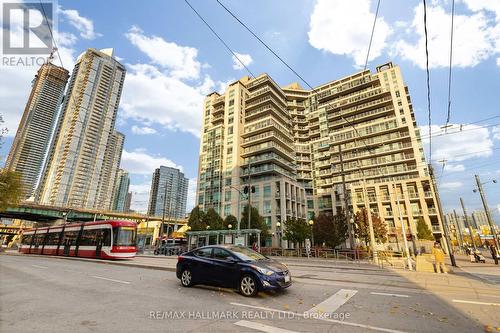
<box><xmin>260</xmin><ymin>247</ymin><xmax>371</xmax><ymax>263</ymax></box>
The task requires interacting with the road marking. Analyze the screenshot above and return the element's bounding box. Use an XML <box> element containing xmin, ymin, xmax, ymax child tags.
<box><xmin>230</xmin><ymin>302</ymin><xmax>408</xmax><ymax>333</ymax></box>
<box><xmin>370</xmin><ymin>292</ymin><xmax>409</xmax><ymax>298</ymax></box>
<box><xmin>306</xmin><ymin>289</ymin><xmax>357</xmax><ymax>314</ymax></box>
<box><xmin>91</xmin><ymin>275</ymin><xmax>131</xmax><ymax>284</ymax></box>
<box><xmin>234</xmin><ymin>320</ymin><xmax>298</xmax><ymax>333</ymax></box>
<box><xmin>31</xmin><ymin>264</ymin><xmax>48</xmax><ymax>269</ymax></box>
<box><xmin>452</xmin><ymin>300</ymin><xmax>500</xmax><ymax>307</ymax></box>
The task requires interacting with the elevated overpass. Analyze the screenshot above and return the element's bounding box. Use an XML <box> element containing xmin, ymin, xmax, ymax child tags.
<box><xmin>0</xmin><ymin>202</ymin><xmax>186</xmax><ymax>226</ymax></box>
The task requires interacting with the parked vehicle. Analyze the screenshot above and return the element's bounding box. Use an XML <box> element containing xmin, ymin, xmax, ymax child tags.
<box><xmin>176</xmin><ymin>245</ymin><xmax>292</xmax><ymax>297</ymax></box>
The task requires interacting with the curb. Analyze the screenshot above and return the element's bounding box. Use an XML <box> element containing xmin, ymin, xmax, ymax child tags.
<box><xmin>2</xmin><ymin>252</ymin><xmax>176</xmax><ymax>273</ymax></box>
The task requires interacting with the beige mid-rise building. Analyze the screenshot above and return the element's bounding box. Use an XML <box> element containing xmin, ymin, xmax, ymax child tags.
<box><xmin>197</xmin><ymin>74</ymin><xmax>306</xmax><ymax>247</ymax></box>
<box><xmin>198</xmin><ymin>62</ymin><xmax>446</xmax><ymax>248</ymax></box>
<box><xmin>39</xmin><ymin>48</ymin><xmax>126</xmax><ymax>210</ymax></box>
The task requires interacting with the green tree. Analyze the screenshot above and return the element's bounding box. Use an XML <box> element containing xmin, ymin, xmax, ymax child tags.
<box><xmin>241</xmin><ymin>204</ymin><xmax>269</xmax><ymax>244</ymax></box>
<box><xmin>204</xmin><ymin>208</ymin><xmax>224</xmax><ymax>230</ymax></box>
<box><xmin>354</xmin><ymin>208</ymin><xmax>388</xmax><ymax>244</ymax></box>
<box><xmin>188</xmin><ymin>206</ymin><xmax>206</xmax><ymax>231</ymax></box>
<box><xmin>313</xmin><ymin>211</ymin><xmax>348</xmax><ymax>248</ymax></box>
<box><xmin>283</xmin><ymin>217</ymin><xmax>310</xmax><ymax>248</ymax></box>
<box><xmin>416</xmin><ymin>217</ymin><xmax>434</xmax><ymax>241</ymax></box>
<box><xmin>224</xmin><ymin>214</ymin><xmax>237</xmax><ymax>229</ymax></box>
<box><xmin>0</xmin><ymin>169</ymin><xmax>23</xmax><ymax>211</ymax></box>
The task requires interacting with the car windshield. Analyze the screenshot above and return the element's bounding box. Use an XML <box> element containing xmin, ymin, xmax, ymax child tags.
<box><xmin>229</xmin><ymin>246</ymin><xmax>267</xmax><ymax>261</ymax></box>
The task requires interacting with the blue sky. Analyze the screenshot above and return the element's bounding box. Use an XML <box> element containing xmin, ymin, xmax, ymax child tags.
<box><xmin>1</xmin><ymin>0</ymin><xmax>499</xmax><ymax>222</ymax></box>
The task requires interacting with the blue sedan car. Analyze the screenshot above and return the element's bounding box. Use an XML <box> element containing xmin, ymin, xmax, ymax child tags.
<box><xmin>176</xmin><ymin>245</ymin><xmax>292</xmax><ymax>297</ymax></box>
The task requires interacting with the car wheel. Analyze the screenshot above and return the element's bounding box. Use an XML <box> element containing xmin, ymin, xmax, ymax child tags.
<box><xmin>239</xmin><ymin>275</ymin><xmax>258</xmax><ymax>297</ymax></box>
<box><xmin>181</xmin><ymin>268</ymin><xmax>193</xmax><ymax>287</ymax></box>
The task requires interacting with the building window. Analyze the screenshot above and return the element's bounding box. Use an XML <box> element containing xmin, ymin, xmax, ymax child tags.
<box><xmin>263</xmin><ymin>201</ymin><xmax>271</xmax><ymax>214</ymax></box>
<box><xmin>224</xmin><ymin>204</ymin><xmax>231</xmax><ymax>216</ymax></box>
<box><xmin>263</xmin><ymin>185</ymin><xmax>271</xmax><ymax>198</ymax></box>
<box><xmin>228</xmin><ymin>126</ymin><xmax>233</xmax><ymax>135</ymax></box>
<box><xmin>225</xmin><ymin>190</ymin><xmax>231</xmax><ymax>201</ymax></box>
<box><xmin>229</xmin><ymin>99</ymin><xmax>234</xmax><ymax>106</ymax></box>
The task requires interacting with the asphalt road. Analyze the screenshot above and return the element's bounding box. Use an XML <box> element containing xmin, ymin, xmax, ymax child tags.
<box><xmin>0</xmin><ymin>254</ymin><xmax>488</xmax><ymax>333</ymax></box>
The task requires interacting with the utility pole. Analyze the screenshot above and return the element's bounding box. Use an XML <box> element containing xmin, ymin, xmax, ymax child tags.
<box><xmin>394</xmin><ymin>185</ymin><xmax>412</xmax><ymax>270</ymax></box>
<box><xmin>474</xmin><ymin>175</ymin><xmax>499</xmax><ymax>250</ymax></box>
<box><xmin>338</xmin><ymin>144</ymin><xmax>354</xmax><ymax>249</ymax></box>
<box><xmin>160</xmin><ymin>177</ymin><xmax>168</xmax><ymax>241</ymax></box>
<box><xmin>429</xmin><ymin>164</ymin><xmax>456</xmax><ymax>266</ymax></box>
<box><xmin>460</xmin><ymin>197</ymin><xmax>477</xmax><ymax>251</ymax></box>
<box><xmin>361</xmin><ymin>176</ymin><xmax>377</xmax><ymax>263</ymax></box>
<box><xmin>247</xmin><ymin>160</ymin><xmax>252</xmax><ymax>230</ymax></box>
<box><xmin>453</xmin><ymin>209</ymin><xmax>464</xmax><ymax>251</ymax></box>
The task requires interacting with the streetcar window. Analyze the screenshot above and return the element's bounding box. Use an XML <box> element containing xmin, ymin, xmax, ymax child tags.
<box><xmin>63</xmin><ymin>231</ymin><xmax>79</xmax><ymax>246</ymax></box>
<box><xmin>102</xmin><ymin>229</ymin><xmax>111</xmax><ymax>247</ymax></box>
<box><xmin>113</xmin><ymin>227</ymin><xmax>136</xmax><ymax>246</ymax></box>
<box><xmin>79</xmin><ymin>229</ymin><xmax>98</xmax><ymax>246</ymax></box>
<box><xmin>21</xmin><ymin>234</ymin><xmax>32</xmax><ymax>245</ymax></box>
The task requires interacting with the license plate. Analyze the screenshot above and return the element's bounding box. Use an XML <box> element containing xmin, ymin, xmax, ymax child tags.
<box><xmin>284</xmin><ymin>274</ymin><xmax>290</xmax><ymax>283</ymax></box>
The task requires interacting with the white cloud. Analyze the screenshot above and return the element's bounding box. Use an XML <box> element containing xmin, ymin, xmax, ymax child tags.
<box><xmin>308</xmin><ymin>0</ymin><xmax>392</xmax><ymax>67</ymax></box>
<box><xmin>440</xmin><ymin>181</ymin><xmax>463</xmax><ymax>190</ymax></box>
<box><xmin>462</xmin><ymin>0</ymin><xmax>500</xmax><ymax>20</ymax></box>
<box><xmin>58</xmin><ymin>6</ymin><xmax>101</xmax><ymax>40</ymax></box>
<box><xmin>443</xmin><ymin>164</ymin><xmax>465</xmax><ymax>172</ymax></box>
<box><xmin>497</xmin><ymin>57</ymin><xmax>500</xmax><ymax>66</ymax></box>
<box><xmin>186</xmin><ymin>178</ymin><xmax>198</xmax><ymax>212</ymax></box>
<box><xmin>121</xmin><ymin>26</ymin><xmax>229</xmax><ymax>137</ymax></box>
<box><xmin>131</xmin><ymin>125</ymin><xmax>157</xmax><ymax>135</ymax></box>
<box><xmin>120</xmin><ymin>64</ymin><xmax>212</xmax><ymax>137</ymax></box>
<box><xmin>421</xmin><ymin>124</ymin><xmax>494</xmax><ymax>162</ymax></box>
<box><xmin>120</xmin><ymin>149</ymin><xmax>183</xmax><ymax>175</ymax></box>
<box><xmin>393</xmin><ymin>3</ymin><xmax>497</xmax><ymax>68</ymax></box>
<box><xmin>232</xmin><ymin>52</ymin><xmax>253</xmax><ymax>70</ymax></box>
<box><xmin>125</xmin><ymin>26</ymin><xmax>200</xmax><ymax>80</ymax></box>
<box><xmin>493</xmin><ymin>126</ymin><xmax>500</xmax><ymax>140</ymax></box>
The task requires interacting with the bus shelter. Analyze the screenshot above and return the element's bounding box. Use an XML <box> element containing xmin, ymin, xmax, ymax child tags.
<box><xmin>186</xmin><ymin>229</ymin><xmax>261</xmax><ymax>251</ymax></box>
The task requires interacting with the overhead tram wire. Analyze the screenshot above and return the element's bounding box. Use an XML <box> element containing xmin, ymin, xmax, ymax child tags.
<box><xmin>444</xmin><ymin>0</ymin><xmax>455</xmax><ymax>132</ymax></box>
<box><xmin>363</xmin><ymin>0</ymin><xmax>381</xmax><ymax>73</ymax></box>
<box><xmin>215</xmin><ymin>0</ymin><xmax>315</xmax><ymax>91</ymax></box>
<box><xmin>184</xmin><ymin>0</ymin><xmax>255</xmax><ymax>78</ymax></box>
<box><xmin>423</xmin><ymin>0</ymin><xmax>432</xmax><ymax>163</ymax></box>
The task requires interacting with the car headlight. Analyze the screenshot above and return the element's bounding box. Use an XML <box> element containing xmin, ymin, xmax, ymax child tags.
<box><xmin>251</xmin><ymin>265</ymin><xmax>274</xmax><ymax>276</ymax></box>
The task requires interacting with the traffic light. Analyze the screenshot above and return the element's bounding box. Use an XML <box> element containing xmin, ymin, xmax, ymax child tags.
<box><xmin>243</xmin><ymin>186</ymin><xmax>255</xmax><ymax>194</ymax></box>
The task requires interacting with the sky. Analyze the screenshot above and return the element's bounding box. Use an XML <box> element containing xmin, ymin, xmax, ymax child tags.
<box><xmin>0</xmin><ymin>0</ymin><xmax>499</xmax><ymax>222</ymax></box>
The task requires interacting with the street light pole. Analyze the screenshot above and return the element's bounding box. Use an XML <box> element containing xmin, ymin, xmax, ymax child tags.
<box><xmin>361</xmin><ymin>176</ymin><xmax>377</xmax><ymax>263</ymax></box>
<box><xmin>453</xmin><ymin>209</ymin><xmax>464</xmax><ymax>252</ymax></box>
<box><xmin>460</xmin><ymin>197</ymin><xmax>477</xmax><ymax>252</ymax></box>
<box><xmin>308</xmin><ymin>220</ymin><xmax>314</xmax><ymax>247</ymax></box>
<box><xmin>474</xmin><ymin>175</ymin><xmax>499</xmax><ymax>250</ymax></box>
<box><xmin>393</xmin><ymin>185</ymin><xmax>412</xmax><ymax>270</ymax></box>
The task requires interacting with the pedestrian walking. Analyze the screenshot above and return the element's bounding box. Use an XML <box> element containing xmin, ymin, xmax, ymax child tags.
<box><xmin>432</xmin><ymin>242</ymin><xmax>447</xmax><ymax>274</ymax></box>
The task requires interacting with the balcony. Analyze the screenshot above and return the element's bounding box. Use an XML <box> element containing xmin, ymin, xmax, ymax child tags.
<box><xmin>431</xmin><ymin>225</ymin><xmax>441</xmax><ymax>233</ymax></box>
<box><xmin>428</xmin><ymin>208</ymin><xmax>438</xmax><ymax>215</ymax></box>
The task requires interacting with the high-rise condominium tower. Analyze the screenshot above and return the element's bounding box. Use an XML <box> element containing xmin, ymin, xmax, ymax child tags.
<box><xmin>5</xmin><ymin>63</ymin><xmax>69</xmax><ymax>199</ymax></box>
<box><xmin>198</xmin><ymin>62</ymin><xmax>446</xmax><ymax>248</ymax></box>
<box><xmin>112</xmin><ymin>169</ymin><xmax>130</xmax><ymax>212</ymax></box>
<box><xmin>39</xmin><ymin>48</ymin><xmax>126</xmax><ymax>209</ymax></box>
<box><xmin>148</xmin><ymin>166</ymin><xmax>189</xmax><ymax>219</ymax></box>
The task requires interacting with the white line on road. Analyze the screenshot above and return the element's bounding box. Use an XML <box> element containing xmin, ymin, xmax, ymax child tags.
<box><xmin>234</xmin><ymin>320</ymin><xmax>299</xmax><ymax>333</ymax></box>
<box><xmin>452</xmin><ymin>300</ymin><xmax>500</xmax><ymax>307</ymax></box>
<box><xmin>230</xmin><ymin>302</ymin><xmax>408</xmax><ymax>333</ymax></box>
<box><xmin>91</xmin><ymin>276</ymin><xmax>131</xmax><ymax>284</ymax></box>
<box><xmin>31</xmin><ymin>264</ymin><xmax>48</xmax><ymax>269</ymax></box>
<box><xmin>305</xmin><ymin>289</ymin><xmax>357</xmax><ymax>314</ymax></box>
<box><xmin>370</xmin><ymin>292</ymin><xmax>409</xmax><ymax>298</ymax></box>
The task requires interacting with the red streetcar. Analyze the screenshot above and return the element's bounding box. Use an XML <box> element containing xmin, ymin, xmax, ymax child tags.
<box><xmin>19</xmin><ymin>220</ymin><xmax>137</xmax><ymax>259</ymax></box>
